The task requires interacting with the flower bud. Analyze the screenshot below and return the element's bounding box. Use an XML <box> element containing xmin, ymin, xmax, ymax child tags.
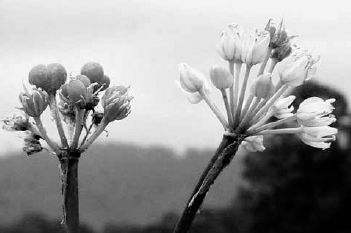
<box><xmin>250</xmin><ymin>73</ymin><xmax>274</xmax><ymax>99</ymax></box>
<box><xmin>81</xmin><ymin>62</ymin><xmax>104</xmax><ymax>84</ymax></box>
<box><xmin>94</xmin><ymin>75</ymin><xmax>111</xmax><ymax>92</ymax></box>
<box><xmin>179</xmin><ymin>63</ymin><xmax>206</xmax><ymax>93</ymax></box>
<box><xmin>297</xmin><ymin>97</ymin><xmax>336</xmax><ymax>126</ymax></box>
<box><xmin>28</xmin><ymin>63</ymin><xmax>67</xmax><ymax>94</ymax></box>
<box><xmin>271</xmin><ymin>95</ymin><xmax>296</xmax><ymax>119</ymax></box>
<box><xmin>299</xmin><ymin>126</ymin><xmax>338</xmax><ymax>149</ymax></box>
<box><xmin>217</xmin><ymin>25</ymin><xmax>242</xmax><ymax>62</ymax></box>
<box><xmin>210</xmin><ymin>65</ymin><xmax>233</xmax><ymax>90</ymax></box>
<box><xmin>241</xmin><ymin>29</ymin><xmax>270</xmax><ymax>65</ymax></box>
<box><xmin>265</xmin><ymin>19</ymin><xmax>276</xmax><ymax>40</ymax></box>
<box><xmin>266</xmin><ymin>19</ymin><xmax>287</xmax><ymax>48</ymax></box>
<box><xmin>241</xmin><ymin>135</ymin><xmax>265</xmax><ymax>152</ymax></box>
<box><xmin>277</xmin><ymin>49</ymin><xmax>318</xmax><ymax>87</ymax></box>
<box><xmin>271</xmin><ymin>42</ymin><xmax>292</xmax><ymax>62</ymax></box>
<box><xmin>19</xmin><ymin>88</ymin><xmax>49</xmax><ymax>117</ymax></box>
<box><xmin>102</xmin><ymin>86</ymin><xmax>133</xmax><ymax>124</ymax></box>
<box><xmin>65</xmin><ymin>79</ymin><xmax>88</xmax><ymax>104</ymax></box>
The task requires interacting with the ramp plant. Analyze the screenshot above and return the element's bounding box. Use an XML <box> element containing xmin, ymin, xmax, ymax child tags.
<box><xmin>174</xmin><ymin>19</ymin><xmax>337</xmax><ymax>233</ymax></box>
<box><xmin>3</xmin><ymin>62</ymin><xmax>132</xmax><ymax>233</ymax></box>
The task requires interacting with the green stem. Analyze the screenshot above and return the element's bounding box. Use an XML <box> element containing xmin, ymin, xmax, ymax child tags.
<box><xmin>200</xmin><ymin>90</ymin><xmax>228</xmax><ymax>129</ymax></box>
<box><xmin>257</xmin><ymin>127</ymin><xmax>302</xmax><ymax>135</ymax></box>
<box><xmin>49</xmin><ymin>94</ymin><xmax>69</xmax><ymax>148</ymax></box>
<box><xmin>258</xmin><ymin>47</ymin><xmax>272</xmax><ymax>75</ymax></box>
<box><xmin>172</xmin><ymin>134</ymin><xmax>244</xmax><ymax>233</ymax></box>
<box><xmin>79</xmin><ymin>121</ymin><xmax>107</xmax><ymax>152</ymax></box>
<box><xmin>71</xmin><ymin>108</ymin><xmax>85</xmax><ymax>149</ymax></box>
<box><xmin>33</xmin><ymin>117</ymin><xmax>60</xmax><ymax>154</ymax></box>
<box><xmin>232</xmin><ymin>63</ymin><xmax>242</xmax><ymax>124</ymax></box>
<box><xmin>221</xmin><ymin>89</ymin><xmax>233</xmax><ymax>127</ymax></box>
<box><xmin>228</xmin><ymin>61</ymin><xmax>235</xmax><ymax>124</ymax></box>
<box><xmin>249</xmin><ymin>115</ymin><xmax>297</xmax><ymax>134</ymax></box>
<box><xmin>59</xmin><ymin>152</ymin><xmax>80</xmax><ymax>233</ymax></box>
<box><xmin>234</xmin><ymin>64</ymin><xmax>252</xmax><ymax>127</ymax></box>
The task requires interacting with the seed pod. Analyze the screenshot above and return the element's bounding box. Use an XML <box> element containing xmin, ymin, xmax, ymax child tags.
<box><xmin>28</xmin><ymin>63</ymin><xmax>67</xmax><ymax>94</ymax></box>
<box><xmin>81</xmin><ymin>62</ymin><xmax>104</xmax><ymax>84</ymax></box>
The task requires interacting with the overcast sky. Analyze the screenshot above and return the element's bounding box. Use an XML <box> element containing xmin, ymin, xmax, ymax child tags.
<box><xmin>0</xmin><ymin>0</ymin><xmax>350</xmax><ymax>155</ymax></box>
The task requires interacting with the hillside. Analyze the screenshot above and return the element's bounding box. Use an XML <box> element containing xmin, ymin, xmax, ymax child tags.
<box><xmin>0</xmin><ymin>142</ymin><xmax>245</xmax><ymax>230</ymax></box>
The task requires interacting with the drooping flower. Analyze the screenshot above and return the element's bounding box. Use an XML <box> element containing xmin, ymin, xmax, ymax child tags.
<box><xmin>210</xmin><ymin>65</ymin><xmax>233</xmax><ymax>90</ymax></box>
<box><xmin>241</xmin><ymin>135</ymin><xmax>265</xmax><ymax>152</ymax></box>
<box><xmin>101</xmin><ymin>86</ymin><xmax>133</xmax><ymax>124</ymax></box>
<box><xmin>271</xmin><ymin>95</ymin><xmax>296</xmax><ymax>119</ymax></box>
<box><xmin>250</xmin><ymin>73</ymin><xmax>275</xmax><ymax>99</ymax></box>
<box><xmin>277</xmin><ymin>49</ymin><xmax>318</xmax><ymax>87</ymax></box>
<box><xmin>28</xmin><ymin>63</ymin><xmax>67</xmax><ymax>95</ymax></box>
<box><xmin>299</xmin><ymin>126</ymin><xmax>338</xmax><ymax>149</ymax></box>
<box><xmin>19</xmin><ymin>87</ymin><xmax>49</xmax><ymax>117</ymax></box>
<box><xmin>297</xmin><ymin>97</ymin><xmax>336</xmax><ymax>126</ymax></box>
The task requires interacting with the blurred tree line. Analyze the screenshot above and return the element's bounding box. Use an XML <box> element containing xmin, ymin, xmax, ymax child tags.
<box><xmin>1</xmin><ymin>81</ymin><xmax>350</xmax><ymax>233</ymax></box>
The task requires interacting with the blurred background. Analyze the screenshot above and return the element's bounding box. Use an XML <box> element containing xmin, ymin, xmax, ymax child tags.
<box><xmin>0</xmin><ymin>0</ymin><xmax>351</xmax><ymax>232</ymax></box>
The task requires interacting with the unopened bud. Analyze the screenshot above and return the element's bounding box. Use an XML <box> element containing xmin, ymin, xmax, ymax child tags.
<box><xmin>102</xmin><ymin>86</ymin><xmax>132</xmax><ymax>124</ymax></box>
<box><xmin>19</xmin><ymin>88</ymin><xmax>49</xmax><ymax>117</ymax></box>
<box><xmin>271</xmin><ymin>42</ymin><xmax>292</xmax><ymax>62</ymax></box>
<box><xmin>179</xmin><ymin>63</ymin><xmax>206</xmax><ymax>93</ymax></box>
<box><xmin>250</xmin><ymin>73</ymin><xmax>274</xmax><ymax>99</ymax></box>
<box><xmin>29</xmin><ymin>63</ymin><xmax>67</xmax><ymax>94</ymax></box>
<box><xmin>210</xmin><ymin>65</ymin><xmax>233</xmax><ymax>90</ymax></box>
<box><xmin>81</xmin><ymin>62</ymin><xmax>104</xmax><ymax>84</ymax></box>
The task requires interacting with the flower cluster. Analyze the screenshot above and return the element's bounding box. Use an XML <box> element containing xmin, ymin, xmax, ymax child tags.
<box><xmin>3</xmin><ymin>62</ymin><xmax>132</xmax><ymax>155</ymax></box>
<box><xmin>178</xmin><ymin>19</ymin><xmax>337</xmax><ymax>151</ymax></box>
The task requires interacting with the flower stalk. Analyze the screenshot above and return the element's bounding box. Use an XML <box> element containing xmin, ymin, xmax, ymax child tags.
<box><xmin>5</xmin><ymin>62</ymin><xmax>132</xmax><ymax>233</ymax></box>
<box><xmin>175</xmin><ymin>18</ymin><xmax>336</xmax><ymax>233</ymax></box>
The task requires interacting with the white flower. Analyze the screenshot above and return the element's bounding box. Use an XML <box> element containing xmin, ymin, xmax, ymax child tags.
<box><xmin>217</xmin><ymin>25</ymin><xmax>242</xmax><ymax>62</ymax></box>
<box><xmin>250</xmin><ymin>73</ymin><xmax>275</xmax><ymax>99</ymax></box>
<box><xmin>241</xmin><ymin>135</ymin><xmax>266</xmax><ymax>152</ymax></box>
<box><xmin>277</xmin><ymin>49</ymin><xmax>318</xmax><ymax>87</ymax></box>
<box><xmin>179</xmin><ymin>63</ymin><xmax>206</xmax><ymax>93</ymax></box>
<box><xmin>297</xmin><ymin>97</ymin><xmax>336</xmax><ymax>126</ymax></box>
<box><xmin>175</xmin><ymin>80</ymin><xmax>210</xmax><ymax>104</ymax></box>
<box><xmin>210</xmin><ymin>65</ymin><xmax>233</xmax><ymax>90</ymax></box>
<box><xmin>240</xmin><ymin>29</ymin><xmax>270</xmax><ymax>65</ymax></box>
<box><xmin>271</xmin><ymin>95</ymin><xmax>296</xmax><ymax>119</ymax></box>
<box><xmin>299</xmin><ymin>126</ymin><xmax>338</xmax><ymax>149</ymax></box>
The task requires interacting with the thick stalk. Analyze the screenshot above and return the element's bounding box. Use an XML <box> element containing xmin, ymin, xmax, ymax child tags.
<box><xmin>60</xmin><ymin>152</ymin><xmax>80</xmax><ymax>233</ymax></box>
<box><xmin>173</xmin><ymin>134</ymin><xmax>244</xmax><ymax>233</ymax></box>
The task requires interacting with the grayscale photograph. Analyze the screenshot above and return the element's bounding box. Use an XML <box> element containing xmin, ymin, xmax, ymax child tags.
<box><xmin>0</xmin><ymin>0</ymin><xmax>350</xmax><ymax>232</ymax></box>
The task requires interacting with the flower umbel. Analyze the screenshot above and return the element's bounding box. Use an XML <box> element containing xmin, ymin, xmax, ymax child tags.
<box><xmin>177</xmin><ymin>19</ymin><xmax>336</xmax><ymax>150</ymax></box>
